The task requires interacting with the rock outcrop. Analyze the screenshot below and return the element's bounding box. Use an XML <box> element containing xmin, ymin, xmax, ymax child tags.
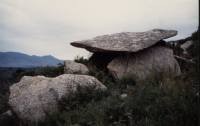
<box><xmin>64</xmin><ymin>60</ymin><xmax>89</xmax><ymax>74</ymax></box>
<box><xmin>71</xmin><ymin>29</ymin><xmax>177</xmax><ymax>53</ymax></box>
<box><xmin>180</xmin><ymin>40</ymin><xmax>193</xmax><ymax>55</ymax></box>
<box><xmin>107</xmin><ymin>46</ymin><xmax>181</xmax><ymax>81</ymax></box>
<box><xmin>70</xmin><ymin>29</ymin><xmax>181</xmax><ymax>81</ymax></box>
<box><xmin>9</xmin><ymin>74</ymin><xmax>106</xmax><ymax>122</ymax></box>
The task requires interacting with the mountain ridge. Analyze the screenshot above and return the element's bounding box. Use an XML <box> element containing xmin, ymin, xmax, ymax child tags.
<box><xmin>0</xmin><ymin>52</ymin><xmax>63</xmax><ymax>68</ymax></box>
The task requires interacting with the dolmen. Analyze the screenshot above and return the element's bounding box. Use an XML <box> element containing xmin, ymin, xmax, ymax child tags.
<box><xmin>71</xmin><ymin>29</ymin><xmax>181</xmax><ymax>81</ymax></box>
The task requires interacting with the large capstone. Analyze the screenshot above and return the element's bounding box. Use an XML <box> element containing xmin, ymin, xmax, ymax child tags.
<box><xmin>71</xmin><ymin>29</ymin><xmax>177</xmax><ymax>53</ymax></box>
<box><xmin>107</xmin><ymin>46</ymin><xmax>181</xmax><ymax>81</ymax></box>
<box><xmin>9</xmin><ymin>74</ymin><xmax>107</xmax><ymax>122</ymax></box>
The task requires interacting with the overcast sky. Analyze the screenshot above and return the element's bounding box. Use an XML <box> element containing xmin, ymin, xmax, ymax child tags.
<box><xmin>0</xmin><ymin>0</ymin><xmax>199</xmax><ymax>60</ymax></box>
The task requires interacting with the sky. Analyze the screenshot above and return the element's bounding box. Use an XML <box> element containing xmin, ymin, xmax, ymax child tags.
<box><xmin>0</xmin><ymin>0</ymin><xmax>199</xmax><ymax>60</ymax></box>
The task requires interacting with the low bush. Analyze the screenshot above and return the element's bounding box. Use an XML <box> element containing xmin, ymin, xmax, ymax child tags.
<box><xmin>74</xmin><ymin>56</ymin><xmax>89</xmax><ymax>65</ymax></box>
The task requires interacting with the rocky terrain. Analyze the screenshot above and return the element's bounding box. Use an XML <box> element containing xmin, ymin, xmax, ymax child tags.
<box><xmin>0</xmin><ymin>28</ymin><xmax>199</xmax><ymax>126</ymax></box>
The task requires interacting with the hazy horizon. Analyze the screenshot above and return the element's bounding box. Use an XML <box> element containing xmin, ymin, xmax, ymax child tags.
<box><xmin>0</xmin><ymin>0</ymin><xmax>199</xmax><ymax>60</ymax></box>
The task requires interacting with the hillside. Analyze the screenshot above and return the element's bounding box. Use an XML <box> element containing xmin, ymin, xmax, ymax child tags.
<box><xmin>0</xmin><ymin>29</ymin><xmax>199</xmax><ymax>126</ymax></box>
<box><xmin>0</xmin><ymin>52</ymin><xmax>63</xmax><ymax>68</ymax></box>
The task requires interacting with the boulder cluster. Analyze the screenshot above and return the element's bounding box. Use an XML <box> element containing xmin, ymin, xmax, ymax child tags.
<box><xmin>8</xmin><ymin>61</ymin><xmax>106</xmax><ymax>122</ymax></box>
<box><xmin>8</xmin><ymin>29</ymin><xmax>181</xmax><ymax>122</ymax></box>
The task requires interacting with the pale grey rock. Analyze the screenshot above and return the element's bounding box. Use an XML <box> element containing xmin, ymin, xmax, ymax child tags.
<box><xmin>71</xmin><ymin>29</ymin><xmax>177</xmax><ymax>53</ymax></box>
<box><xmin>9</xmin><ymin>74</ymin><xmax>106</xmax><ymax>122</ymax></box>
<box><xmin>120</xmin><ymin>93</ymin><xmax>127</xmax><ymax>99</ymax></box>
<box><xmin>0</xmin><ymin>110</ymin><xmax>14</xmax><ymax>125</ymax></box>
<box><xmin>64</xmin><ymin>60</ymin><xmax>89</xmax><ymax>74</ymax></box>
<box><xmin>180</xmin><ymin>40</ymin><xmax>193</xmax><ymax>54</ymax></box>
<box><xmin>107</xmin><ymin>46</ymin><xmax>181</xmax><ymax>81</ymax></box>
<box><xmin>1</xmin><ymin>110</ymin><xmax>13</xmax><ymax>117</ymax></box>
<box><xmin>0</xmin><ymin>110</ymin><xmax>13</xmax><ymax>118</ymax></box>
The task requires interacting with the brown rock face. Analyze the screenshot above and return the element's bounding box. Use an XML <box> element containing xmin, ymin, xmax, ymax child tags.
<box><xmin>107</xmin><ymin>46</ymin><xmax>181</xmax><ymax>81</ymax></box>
<box><xmin>71</xmin><ymin>29</ymin><xmax>177</xmax><ymax>53</ymax></box>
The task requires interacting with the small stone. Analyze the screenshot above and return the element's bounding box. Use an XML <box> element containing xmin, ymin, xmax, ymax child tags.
<box><xmin>120</xmin><ymin>93</ymin><xmax>128</xmax><ymax>99</ymax></box>
<box><xmin>64</xmin><ymin>60</ymin><xmax>89</xmax><ymax>74</ymax></box>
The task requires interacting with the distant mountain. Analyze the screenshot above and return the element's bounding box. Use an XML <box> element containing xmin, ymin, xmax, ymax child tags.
<box><xmin>0</xmin><ymin>52</ymin><xmax>63</xmax><ymax>68</ymax></box>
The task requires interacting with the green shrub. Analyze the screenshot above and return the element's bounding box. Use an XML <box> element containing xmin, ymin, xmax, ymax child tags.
<box><xmin>74</xmin><ymin>56</ymin><xmax>89</xmax><ymax>65</ymax></box>
<box><xmin>35</xmin><ymin>65</ymin><xmax>64</xmax><ymax>77</ymax></box>
<box><xmin>12</xmin><ymin>64</ymin><xmax>64</xmax><ymax>82</ymax></box>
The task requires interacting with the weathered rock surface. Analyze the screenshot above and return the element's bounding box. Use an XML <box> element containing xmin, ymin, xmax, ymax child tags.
<box><xmin>71</xmin><ymin>29</ymin><xmax>177</xmax><ymax>53</ymax></box>
<box><xmin>180</xmin><ymin>40</ymin><xmax>193</xmax><ymax>55</ymax></box>
<box><xmin>107</xmin><ymin>46</ymin><xmax>181</xmax><ymax>81</ymax></box>
<box><xmin>9</xmin><ymin>74</ymin><xmax>106</xmax><ymax>122</ymax></box>
<box><xmin>64</xmin><ymin>60</ymin><xmax>89</xmax><ymax>74</ymax></box>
